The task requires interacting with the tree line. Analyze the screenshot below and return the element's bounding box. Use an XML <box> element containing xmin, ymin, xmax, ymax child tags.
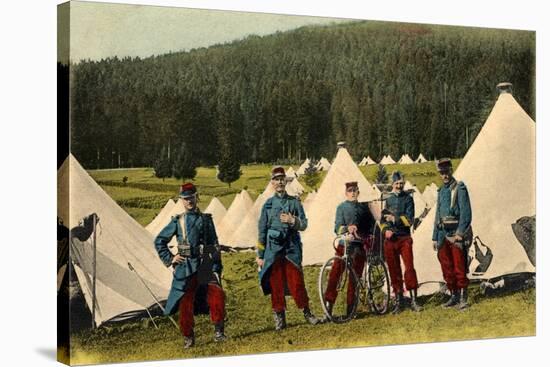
<box><xmin>65</xmin><ymin>20</ymin><xmax>535</xmax><ymax>170</ymax></box>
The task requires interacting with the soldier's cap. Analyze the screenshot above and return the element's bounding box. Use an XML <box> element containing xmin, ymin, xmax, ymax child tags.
<box><xmin>271</xmin><ymin>166</ymin><xmax>286</xmax><ymax>179</ymax></box>
<box><xmin>345</xmin><ymin>181</ymin><xmax>358</xmax><ymax>191</ymax></box>
<box><xmin>179</xmin><ymin>182</ymin><xmax>197</xmax><ymax>198</ymax></box>
<box><xmin>436</xmin><ymin>158</ymin><xmax>453</xmax><ymax>173</ymax></box>
<box><xmin>391</xmin><ymin>171</ymin><xmax>404</xmax><ymax>183</ymax></box>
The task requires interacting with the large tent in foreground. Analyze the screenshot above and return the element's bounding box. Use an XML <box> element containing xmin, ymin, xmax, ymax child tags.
<box><xmin>58</xmin><ymin>155</ymin><xmax>172</xmax><ymax>326</ymax></box>
<box><xmin>302</xmin><ymin>145</ymin><xmax>379</xmax><ymax>265</ymax></box>
<box><xmin>412</xmin><ymin>87</ymin><xmax>536</xmax><ymax>295</ymax></box>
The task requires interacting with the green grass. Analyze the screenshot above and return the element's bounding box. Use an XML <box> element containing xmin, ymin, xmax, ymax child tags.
<box><xmin>88</xmin><ymin>161</ymin><xmax>450</xmax><ymax>226</ymax></box>
<box><xmin>69</xmin><ymin>252</ymin><xmax>535</xmax><ymax>365</ymax></box>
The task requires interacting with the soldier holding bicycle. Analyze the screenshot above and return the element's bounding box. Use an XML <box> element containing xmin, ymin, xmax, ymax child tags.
<box><xmin>154</xmin><ymin>183</ymin><xmax>226</xmax><ymax>348</ymax></box>
<box><xmin>381</xmin><ymin>171</ymin><xmax>422</xmax><ymax>313</ymax></box>
<box><xmin>323</xmin><ymin>181</ymin><xmax>375</xmax><ymax>318</ymax></box>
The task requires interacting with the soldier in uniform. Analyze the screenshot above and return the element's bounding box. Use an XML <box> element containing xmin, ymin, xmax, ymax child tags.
<box><xmin>154</xmin><ymin>183</ymin><xmax>226</xmax><ymax>348</ymax></box>
<box><xmin>323</xmin><ymin>181</ymin><xmax>375</xmax><ymax>318</ymax></box>
<box><xmin>381</xmin><ymin>171</ymin><xmax>422</xmax><ymax>313</ymax></box>
<box><xmin>432</xmin><ymin>158</ymin><xmax>472</xmax><ymax>310</ymax></box>
<box><xmin>256</xmin><ymin>166</ymin><xmax>319</xmax><ymax>330</ymax></box>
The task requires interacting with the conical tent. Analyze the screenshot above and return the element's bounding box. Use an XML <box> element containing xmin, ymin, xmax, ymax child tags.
<box><xmin>302</xmin><ymin>191</ymin><xmax>317</xmax><ymax>212</ymax></box>
<box><xmin>380</xmin><ymin>155</ymin><xmax>396</xmax><ymax>165</ymax></box>
<box><xmin>366</xmin><ymin>156</ymin><xmax>377</xmax><ymax>165</ymax></box>
<box><xmin>296</xmin><ymin>158</ymin><xmax>311</xmax><ymax>176</ymax></box>
<box><xmin>302</xmin><ymin>147</ymin><xmax>378</xmax><ymax>265</ymax></box>
<box><xmin>358</xmin><ymin>157</ymin><xmax>368</xmax><ymax>166</ymax></box>
<box><xmin>145</xmin><ymin>199</ymin><xmax>175</xmax><ymax>234</ymax></box>
<box><xmin>286</xmin><ymin>176</ymin><xmax>305</xmax><ymax>197</ymax></box>
<box><xmin>398</xmin><ymin>154</ymin><xmax>414</xmax><ymax>164</ymax></box>
<box><xmin>229</xmin><ymin>183</ymin><xmax>273</xmax><ymax>247</ymax></box>
<box><xmin>316</xmin><ymin>157</ymin><xmax>332</xmax><ymax>171</ymax></box>
<box><xmin>58</xmin><ymin>155</ymin><xmax>172</xmax><ymax>326</ymax></box>
<box><xmin>422</xmin><ymin>183</ymin><xmax>438</xmax><ymax>208</ymax></box>
<box><xmin>412</xmin><ymin>92</ymin><xmax>536</xmax><ymax>295</ymax></box>
<box><xmin>415</xmin><ymin>153</ymin><xmax>428</xmax><ymax>163</ymax></box>
<box><xmin>204</xmin><ymin>197</ymin><xmax>227</xmax><ymax>229</ymax></box>
<box><xmin>216</xmin><ymin>190</ymin><xmax>254</xmax><ymax>245</ymax></box>
<box><xmin>404</xmin><ymin>181</ymin><xmax>427</xmax><ymax>218</ymax></box>
<box><xmin>286</xmin><ymin>166</ymin><xmax>297</xmax><ymax>178</ymax></box>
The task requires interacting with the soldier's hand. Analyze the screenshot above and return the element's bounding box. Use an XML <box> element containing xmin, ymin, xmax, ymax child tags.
<box><xmin>172</xmin><ymin>254</ymin><xmax>186</xmax><ymax>265</ymax></box>
<box><xmin>280</xmin><ymin>212</ymin><xmax>295</xmax><ymax>225</ymax></box>
<box><xmin>348</xmin><ymin>225</ymin><xmax>358</xmax><ymax>235</ymax></box>
<box><xmin>256</xmin><ymin>257</ymin><xmax>264</xmax><ymax>269</ymax></box>
<box><xmin>432</xmin><ymin>241</ymin><xmax>438</xmax><ymax>251</ymax></box>
<box><xmin>384</xmin><ymin>230</ymin><xmax>394</xmax><ymax>240</ymax></box>
<box><xmin>384</xmin><ymin>214</ymin><xmax>396</xmax><ymax>223</ymax></box>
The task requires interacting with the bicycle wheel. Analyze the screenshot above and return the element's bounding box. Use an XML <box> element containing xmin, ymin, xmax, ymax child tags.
<box><xmin>366</xmin><ymin>256</ymin><xmax>391</xmax><ymax>315</ymax></box>
<box><xmin>318</xmin><ymin>256</ymin><xmax>360</xmax><ymax>323</ymax></box>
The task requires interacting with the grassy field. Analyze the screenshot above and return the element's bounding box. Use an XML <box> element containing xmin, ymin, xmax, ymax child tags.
<box><xmin>88</xmin><ymin>160</ymin><xmax>457</xmax><ymax>226</ymax></box>
<box><xmin>69</xmin><ymin>252</ymin><xmax>535</xmax><ymax>365</ymax></box>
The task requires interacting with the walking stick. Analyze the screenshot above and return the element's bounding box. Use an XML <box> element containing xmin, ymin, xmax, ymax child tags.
<box><xmin>127</xmin><ymin>262</ymin><xmax>180</xmax><ymax>330</ymax></box>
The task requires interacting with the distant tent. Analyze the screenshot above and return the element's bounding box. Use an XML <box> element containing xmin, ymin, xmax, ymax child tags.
<box><xmin>316</xmin><ymin>157</ymin><xmax>332</xmax><ymax>171</ymax></box>
<box><xmin>412</xmin><ymin>88</ymin><xmax>536</xmax><ymax>295</ymax></box>
<box><xmin>415</xmin><ymin>154</ymin><xmax>428</xmax><ymax>163</ymax></box>
<box><xmin>379</xmin><ymin>155</ymin><xmax>396</xmax><ymax>165</ymax></box>
<box><xmin>302</xmin><ymin>147</ymin><xmax>378</xmax><ymax>265</ymax></box>
<box><xmin>358</xmin><ymin>157</ymin><xmax>368</xmax><ymax>166</ymax></box>
<box><xmin>145</xmin><ymin>199</ymin><xmax>175</xmax><ymax>234</ymax></box>
<box><xmin>229</xmin><ymin>183</ymin><xmax>272</xmax><ymax>247</ymax></box>
<box><xmin>204</xmin><ymin>197</ymin><xmax>227</xmax><ymax>229</ymax></box>
<box><xmin>404</xmin><ymin>181</ymin><xmax>428</xmax><ymax>219</ymax></box>
<box><xmin>366</xmin><ymin>156</ymin><xmax>377</xmax><ymax>165</ymax></box>
<box><xmin>216</xmin><ymin>190</ymin><xmax>254</xmax><ymax>245</ymax></box>
<box><xmin>397</xmin><ymin>154</ymin><xmax>414</xmax><ymax>164</ymax></box>
<box><xmin>296</xmin><ymin>158</ymin><xmax>311</xmax><ymax>176</ymax></box>
<box><xmin>286</xmin><ymin>166</ymin><xmax>297</xmax><ymax>178</ymax></box>
<box><xmin>286</xmin><ymin>176</ymin><xmax>305</xmax><ymax>197</ymax></box>
<box><xmin>58</xmin><ymin>155</ymin><xmax>172</xmax><ymax>326</ymax></box>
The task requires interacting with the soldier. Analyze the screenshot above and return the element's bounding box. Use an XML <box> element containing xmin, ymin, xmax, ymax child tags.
<box><xmin>323</xmin><ymin>181</ymin><xmax>375</xmax><ymax>318</ymax></box>
<box><xmin>432</xmin><ymin>158</ymin><xmax>472</xmax><ymax>310</ymax></box>
<box><xmin>256</xmin><ymin>166</ymin><xmax>319</xmax><ymax>330</ymax></box>
<box><xmin>381</xmin><ymin>171</ymin><xmax>422</xmax><ymax>313</ymax></box>
<box><xmin>154</xmin><ymin>183</ymin><xmax>226</xmax><ymax>348</ymax></box>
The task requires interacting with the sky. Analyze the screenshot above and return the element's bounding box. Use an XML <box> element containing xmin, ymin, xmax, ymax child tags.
<box><xmin>59</xmin><ymin>1</ymin><xmax>352</xmax><ymax>63</ymax></box>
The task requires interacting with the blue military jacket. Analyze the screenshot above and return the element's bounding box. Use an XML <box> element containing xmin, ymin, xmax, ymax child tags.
<box><xmin>432</xmin><ymin>179</ymin><xmax>472</xmax><ymax>248</ymax></box>
<box><xmin>381</xmin><ymin>191</ymin><xmax>414</xmax><ymax>237</ymax></box>
<box><xmin>334</xmin><ymin>200</ymin><xmax>375</xmax><ymax>241</ymax></box>
<box><xmin>154</xmin><ymin>210</ymin><xmax>222</xmax><ymax>315</ymax></box>
<box><xmin>257</xmin><ymin>192</ymin><xmax>307</xmax><ymax>295</ymax></box>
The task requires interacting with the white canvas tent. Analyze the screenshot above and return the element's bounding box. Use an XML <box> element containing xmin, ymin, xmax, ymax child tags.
<box><xmin>366</xmin><ymin>156</ymin><xmax>377</xmax><ymax>165</ymax></box>
<box><xmin>216</xmin><ymin>190</ymin><xmax>254</xmax><ymax>245</ymax></box>
<box><xmin>415</xmin><ymin>153</ymin><xmax>428</xmax><ymax>163</ymax></box>
<box><xmin>379</xmin><ymin>155</ymin><xmax>396</xmax><ymax>165</ymax></box>
<box><xmin>296</xmin><ymin>158</ymin><xmax>311</xmax><ymax>176</ymax></box>
<box><xmin>286</xmin><ymin>166</ymin><xmax>297</xmax><ymax>178</ymax></box>
<box><xmin>301</xmin><ymin>147</ymin><xmax>379</xmax><ymax>265</ymax></box>
<box><xmin>412</xmin><ymin>90</ymin><xmax>536</xmax><ymax>295</ymax></box>
<box><xmin>358</xmin><ymin>157</ymin><xmax>368</xmax><ymax>166</ymax></box>
<box><xmin>316</xmin><ymin>157</ymin><xmax>332</xmax><ymax>171</ymax></box>
<box><xmin>302</xmin><ymin>191</ymin><xmax>317</xmax><ymax>212</ymax></box>
<box><xmin>58</xmin><ymin>155</ymin><xmax>173</xmax><ymax>326</ymax></box>
<box><xmin>145</xmin><ymin>199</ymin><xmax>175</xmax><ymax>233</ymax></box>
<box><xmin>204</xmin><ymin>197</ymin><xmax>227</xmax><ymax>229</ymax></box>
<box><xmin>398</xmin><ymin>154</ymin><xmax>414</xmax><ymax>164</ymax></box>
<box><xmin>404</xmin><ymin>181</ymin><xmax>428</xmax><ymax>218</ymax></box>
<box><xmin>286</xmin><ymin>176</ymin><xmax>305</xmax><ymax>197</ymax></box>
<box><xmin>422</xmin><ymin>183</ymin><xmax>438</xmax><ymax>209</ymax></box>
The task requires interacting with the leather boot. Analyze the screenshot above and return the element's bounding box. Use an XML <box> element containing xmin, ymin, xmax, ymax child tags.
<box><xmin>442</xmin><ymin>290</ymin><xmax>459</xmax><ymax>308</ymax></box>
<box><xmin>214</xmin><ymin>322</ymin><xmax>227</xmax><ymax>342</ymax></box>
<box><xmin>183</xmin><ymin>333</ymin><xmax>195</xmax><ymax>349</ymax></box>
<box><xmin>410</xmin><ymin>289</ymin><xmax>423</xmax><ymax>312</ymax></box>
<box><xmin>303</xmin><ymin>307</ymin><xmax>320</xmax><ymax>325</ymax></box>
<box><xmin>392</xmin><ymin>292</ymin><xmax>404</xmax><ymax>314</ymax></box>
<box><xmin>456</xmin><ymin>288</ymin><xmax>469</xmax><ymax>310</ymax></box>
<box><xmin>273</xmin><ymin>311</ymin><xmax>287</xmax><ymax>331</ymax></box>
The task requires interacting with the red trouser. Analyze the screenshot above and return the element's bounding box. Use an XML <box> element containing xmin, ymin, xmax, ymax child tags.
<box><xmin>178</xmin><ymin>274</ymin><xmax>225</xmax><ymax>337</ymax></box>
<box><xmin>324</xmin><ymin>245</ymin><xmax>365</xmax><ymax>305</ymax></box>
<box><xmin>437</xmin><ymin>240</ymin><xmax>469</xmax><ymax>291</ymax></box>
<box><xmin>384</xmin><ymin>235</ymin><xmax>419</xmax><ymax>295</ymax></box>
<box><xmin>269</xmin><ymin>257</ymin><xmax>310</xmax><ymax>312</ymax></box>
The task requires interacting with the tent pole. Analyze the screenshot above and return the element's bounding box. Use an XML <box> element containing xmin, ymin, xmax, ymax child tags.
<box><xmin>92</xmin><ymin>214</ymin><xmax>97</xmax><ymax>329</ymax></box>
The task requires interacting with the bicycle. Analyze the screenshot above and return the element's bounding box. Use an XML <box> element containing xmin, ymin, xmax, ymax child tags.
<box><xmin>318</xmin><ymin>228</ymin><xmax>391</xmax><ymax>323</ymax></box>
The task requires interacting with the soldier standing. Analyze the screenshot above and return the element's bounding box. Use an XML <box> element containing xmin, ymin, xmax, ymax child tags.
<box><xmin>323</xmin><ymin>181</ymin><xmax>375</xmax><ymax>318</ymax></box>
<box><xmin>256</xmin><ymin>166</ymin><xmax>319</xmax><ymax>330</ymax></box>
<box><xmin>154</xmin><ymin>183</ymin><xmax>226</xmax><ymax>348</ymax></box>
<box><xmin>381</xmin><ymin>171</ymin><xmax>422</xmax><ymax>313</ymax></box>
<box><xmin>432</xmin><ymin>158</ymin><xmax>472</xmax><ymax>310</ymax></box>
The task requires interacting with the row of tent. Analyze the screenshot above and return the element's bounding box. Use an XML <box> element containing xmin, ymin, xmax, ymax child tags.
<box><xmin>359</xmin><ymin>153</ymin><xmax>428</xmax><ymax>166</ymax></box>
<box><xmin>58</xmin><ymin>87</ymin><xmax>535</xmax><ymax>326</ymax></box>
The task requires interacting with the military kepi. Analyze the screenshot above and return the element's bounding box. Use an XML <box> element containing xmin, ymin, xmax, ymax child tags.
<box><xmin>271</xmin><ymin>166</ymin><xmax>286</xmax><ymax>179</ymax></box>
<box><xmin>436</xmin><ymin>158</ymin><xmax>452</xmax><ymax>172</ymax></box>
<box><xmin>391</xmin><ymin>171</ymin><xmax>404</xmax><ymax>183</ymax></box>
<box><xmin>345</xmin><ymin>181</ymin><xmax>358</xmax><ymax>190</ymax></box>
<box><xmin>179</xmin><ymin>182</ymin><xmax>197</xmax><ymax>198</ymax></box>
